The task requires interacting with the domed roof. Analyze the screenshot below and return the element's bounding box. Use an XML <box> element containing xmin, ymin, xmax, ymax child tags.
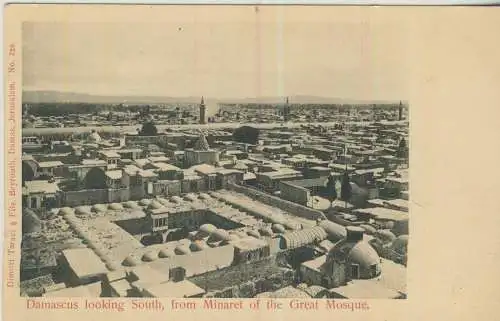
<box><xmin>208</xmin><ymin>229</ymin><xmax>232</xmax><ymax>242</ymax></box>
<box><xmin>170</xmin><ymin>196</ymin><xmax>183</xmax><ymax>203</ymax></box>
<box><xmin>58</xmin><ymin>207</ymin><xmax>74</xmax><ymax>216</ymax></box>
<box><xmin>284</xmin><ymin>220</ymin><xmax>301</xmax><ymax>231</ymax></box>
<box><xmin>199</xmin><ymin>193</ymin><xmax>212</xmax><ymax>200</ymax></box>
<box><xmin>233</xmin><ymin>162</ymin><xmax>249</xmax><ymax>171</ymax></box>
<box><xmin>234</xmin><ymin>231</ymin><xmax>249</xmax><ymax>239</ymax></box>
<box><xmin>346</xmin><ymin>241</ymin><xmax>381</xmax><ymax>268</ymax></box>
<box><xmin>139</xmin><ymin>199</ymin><xmax>152</xmax><ymax>206</ymax></box>
<box><xmin>88</xmin><ymin>130</ymin><xmax>102</xmax><ymax>142</ymax></box>
<box><xmin>360</xmin><ymin>224</ymin><xmax>377</xmax><ymax>235</ymax></box>
<box><xmin>142</xmin><ymin>251</ymin><xmax>158</xmax><ymax>262</ymax></box>
<box><xmin>318</xmin><ymin>220</ymin><xmax>347</xmax><ymax>241</ymax></box>
<box><xmin>75</xmin><ymin>206</ymin><xmax>91</xmax><ymax>216</ymax></box>
<box><xmin>329</xmin><ymin>240</ymin><xmax>380</xmax><ymax>269</ymax></box>
<box><xmin>199</xmin><ymin>224</ymin><xmax>217</xmax><ymax>234</ymax></box>
<box><xmin>122</xmin><ymin>255</ymin><xmax>141</xmax><ymax>267</ymax></box>
<box><xmin>190</xmin><ymin>240</ymin><xmax>209</xmax><ymax>252</ymax></box>
<box><xmin>148</xmin><ymin>201</ymin><xmax>164</xmax><ymax>210</ymax></box>
<box><xmin>156</xmin><ymin>198</ymin><xmax>171</xmax><ymax>206</ymax></box>
<box><xmin>194</xmin><ymin>131</ymin><xmax>210</xmax><ymax>151</ymax></box>
<box><xmin>123</xmin><ymin>201</ymin><xmax>140</xmax><ymax>209</ymax></box>
<box><xmin>259</xmin><ymin>227</ymin><xmax>274</xmax><ymax>237</ymax></box>
<box><xmin>92</xmin><ymin>204</ymin><xmax>108</xmax><ymax>213</ymax></box>
<box><xmin>109</xmin><ymin>203</ymin><xmax>124</xmax><ymax>211</ymax></box>
<box><xmin>272</xmin><ymin>224</ymin><xmax>286</xmax><ymax>234</ymax></box>
<box><xmin>174</xmin><ymin>244</ymin><xmax>191</xmax><ymax>255</ymax></box>
<box><xmin>376</xmin><ymin>230</ymin><xmax>396</xmax><ymax>243</ymax></box>
<box><xmin>247</xmin><ymin>230</ymin><xmax>261</xmax><ymax>239</ymax></box>
<box><xmin>158</xmin><ymin>248</ymin><xmax>175</xmax><ymax>258</ymax></box>
<box><xmin>105</xmin><ymin>261</ymin><xmax>121</xmax><ymax>271</ymax></box>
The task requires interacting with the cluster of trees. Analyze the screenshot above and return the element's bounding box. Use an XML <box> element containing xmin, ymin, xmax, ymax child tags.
<box><xmin>24</xmin><ymin>103</ymin><xmax>111</xmax><ymax>117</ymax></box>
<box><xmin>232</xmin><ymin>126</ymin><xmax>260</xmax><ymax>145</ymax></box>
<box><xmin>324</xmin><ymin>172</ymin><xmax>352</xmax><ymax>204</ymax></box>
<box><xmin>139</xmin><ymin>121</ymin><xmax>158</xmax><ymax>136</ymax></box>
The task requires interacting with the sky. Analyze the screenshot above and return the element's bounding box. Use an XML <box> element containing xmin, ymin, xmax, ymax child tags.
<box><xmin>22</xmin><ymin>6</ymin><xmax>409</xmax><ymax>101</ymax></box>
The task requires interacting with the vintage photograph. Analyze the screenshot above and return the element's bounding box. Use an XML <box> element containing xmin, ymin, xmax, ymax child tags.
<box><xmin>19</xmin><ymin>7</ymin><xmax>409</xmax><ymax>299</ymax></box>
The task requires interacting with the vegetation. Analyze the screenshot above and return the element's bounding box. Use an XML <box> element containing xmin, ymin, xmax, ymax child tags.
<box><xmin>139</xmin><ymin>121</ymin><xmax>158</xmax><ymax>136</ymax></box>
<box><xmin>340</xmin><ymin>171</ymin><xmax>352</xmax><ymax>202</ymax></box>
<box><xmin>233</xmin><ymin>126</ymin><xmax>260</xmax><ymax>145</ymax></box>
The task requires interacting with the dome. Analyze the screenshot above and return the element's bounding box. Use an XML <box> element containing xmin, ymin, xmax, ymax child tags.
<box><xmin>170</xmin><ymin>196</ymin><xmax>183</xmax><ymax>203</ymax></box>
<box><xmin>142</xmin><ymin>251</ymin><xmax>158</xmax><ymax>262</ymax></box>
<box><xmin>92</xmin><ymin>204</ymin><xmax>108</xmax><ymax>213</ymax></box>
<box><xmin>234</xmin><ymin>231</ymin><xmax>249</xmax><ymax>239</ymax></box>
<box><xmin>318</xmin><ymin>220</ymin><xmax>347</xmax><ymax>241</ymax></box>
<box><xmin>88</xmin><ymin>130</ymin><xmax>102</xmax><ymax>143</ymax></box>
<box><xmin>284</xmin><ymin>220</ymin><xmax>302</xmax><ymax>231</ymax></box>
<box><xmin>158</xmin><ymin>248</ymin><xmax>175</xmax><ymax>258</ymax></box>
<box><xmin>376</xmin><ymin>230</ymin><xmax>397</xmax><ymax>243</ymax></box>
<box><xmin>199</xmin><ymin>193</ymin><xmax>212</xmax><ymax>200</ymax></box>
<box><xmin>148</xmin><ymin>201</ymin><xmax>164</xmax><ymax>210</ymax></box>
<box><xmin>75</xmin><ymin>206</ymin><xmax>91</xmax><ymax>216</ymax></box>
<box><xmin>199</xmin><ymin>224</ymin><xmax>217</xmax><ymax>234</ymax></box>
<box><xmin>122</xmin><ymin>255</ymin><xmax>141</xmax><ymax>267</ymax></box>
<box><xmin>156</xmin><ymin>198</ymin><xmax>171</xmax><ymax>206</ymax></box>
<box><xmin>346</xmin><ymin>242</ymin><xmax>381</xmax><ymax>268</ymax></box>
<box><xmin>392</xmin><ymin>235</ymin><xmax>409</xmax><ymax>254</ymax></box>
<box><xmin>360</xmin><ymin>224</ymin><xmax>377</xmax><ymax>235</ymax></box>
<box><xmin>233</xmin><ymin>162</ymin><xmax>249</xmax><ymax>171</ymax></box>
<box><xmin>123</xmin><ymin>201</ymin><xmax>140</xmax><ymax>209</ymax></box>
<box><xmin>247</xmin><ymin>230</ymin><xmax>261</xmax><ymax>239</ymax></box>
<box><xmin>139</xmin><ymin>199</ymin><xmax>152</xmax><ymax>206</ymax></box>
<box><xmin>190</xmin><ymin>240</ymin><xmax>209</xmax><ymax>252</ymax></box>
<box><xmin>58</xmin><ymin>207</ymin><xmax>74</xmax><ymax>216</ymax></box>
<box><xmin>208</xmin><ymin>229</ymin><xmax>231</xmax><ymax>242</ymax></box>
<box><xmin>328</xmin><ymin>240</ymin><xmax>381</xmax><ymax>278</ymax></box>
<box><xmin>106</xmin><ymin>262</ymin><xmax>121</xmax><ymax>271</ymax></box>
<box><xmin>194</xmin><ymin>131</ymin><xmax>210</xmax><ymax>151</ymax></box>
<box><xmin>174</xmin><ymin>244</ymin><xmax>191</xmax><ymax>255</ymax></box>
<box><xmin>259</xmin><ymin>227</ymin><xmax>274</xmax><ymax>237</ymax></box>
<box><xmin>108</xmin><ymin>203</ymin><xmax>123</xmax><ymax>211</ymax></box>
<box><xmin>271</xmin><ymin>224</ymin><xmax>286</xmax><ymax>234</ymax></box>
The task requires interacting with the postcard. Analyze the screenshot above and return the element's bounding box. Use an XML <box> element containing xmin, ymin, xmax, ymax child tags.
<box><xmin>4</xmin><ymin>4</ymin><xmax>500</xmax><ymax>321</ymax></box>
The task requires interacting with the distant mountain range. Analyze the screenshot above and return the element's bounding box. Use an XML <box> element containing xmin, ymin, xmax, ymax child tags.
<box><xmin>22</xmin><ymin>90</ymin><xmax>402</xmax><ymax>105</ymax></box>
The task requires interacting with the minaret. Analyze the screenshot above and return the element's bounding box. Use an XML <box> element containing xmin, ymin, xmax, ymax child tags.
<box><xmin>284</xmin><ymin>96</ymin><xmax>290</xmax><ymax>122</ymax></box>
<box><xmin>398</xmin><ymin>101</ymin><xmax>403</xmax><ymax>121</ymax></box>
<box><xmin>199</xmin><ymin>96</ymin><xmax>206</xmax><ymax>125</ymax></box>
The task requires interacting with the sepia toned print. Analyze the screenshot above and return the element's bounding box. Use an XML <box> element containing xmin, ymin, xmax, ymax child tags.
<box><xmin>19</xmin><ymin>7</ymin><xmax>409</xmax><ymax>300</ymax></box>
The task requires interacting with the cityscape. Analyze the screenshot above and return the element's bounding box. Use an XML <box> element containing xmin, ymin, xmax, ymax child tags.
<box><xmin>20</xmin><ymin>17</ymin><xmax>409</xmax><ymax>299</ymax></box>
<box><xmin>21</xmin><ymin>97</ymin><xmax>409</xmax><ymax>299</ymax></box>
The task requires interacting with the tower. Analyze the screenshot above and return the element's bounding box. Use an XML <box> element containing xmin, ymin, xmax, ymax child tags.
<box><xmin>398</xmin><ymin>101</ymin><xmax>403</xmax><ymax>121</ymax></box>
<box><xmin>199</xmin><ymin>96</ymin><xmax>206</xmax><ymax>125</ymax></box>
<box><xmin>284</xmin><ymin>96</ymin><xmax>290</xmax><ymax>122</ymax></box>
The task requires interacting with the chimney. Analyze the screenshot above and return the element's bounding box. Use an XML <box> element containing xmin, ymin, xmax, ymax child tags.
<box><xmin>346</xmin><ymin>226</ymin><xmax>364</xmax><ymax>242</ymax></box>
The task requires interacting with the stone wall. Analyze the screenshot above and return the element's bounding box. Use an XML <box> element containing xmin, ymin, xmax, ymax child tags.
<box><xmin>61</xmin><ymin>189</ymin><xmax>108</xmax><ymax>206</ymax></box>
<box><xmin>228</xmin><ymin>183</ymin><xmax>326</xmax><ymax>221</ymax></box>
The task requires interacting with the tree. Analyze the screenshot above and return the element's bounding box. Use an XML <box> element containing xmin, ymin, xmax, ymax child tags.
<box><xmin>325</xmin><ymin>175</ymin><xmax>337</xmax><ymax>203</ymax></box>
<box><xmin>340</xmin><ymin>171</ymin><xmax>352</xmax><ymax>203</ymax></box>
<box><xmin>233</xmin><ymin>126</ymin><xmax>260</xmax><ymax>145</ymax></box>
<box><xmin>139</xmin><ymin>121</ymin><xmax>158</xmax><ymax>136</ymax></box>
